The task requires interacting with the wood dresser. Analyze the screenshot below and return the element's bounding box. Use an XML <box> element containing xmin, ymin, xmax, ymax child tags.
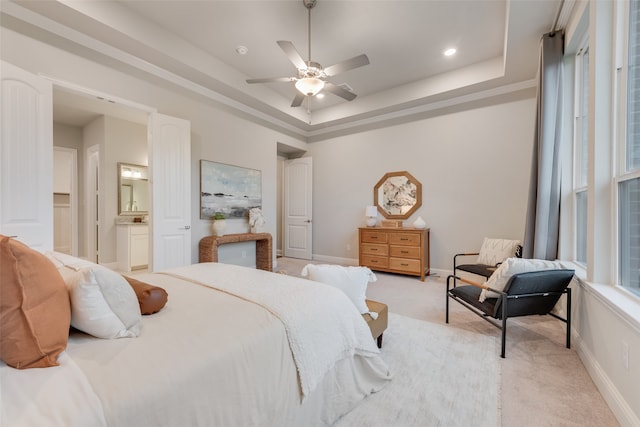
<box><xmin>358</xmin><ymin>227</ymin><xmax>430</xmax><ymax>281</ymax></box>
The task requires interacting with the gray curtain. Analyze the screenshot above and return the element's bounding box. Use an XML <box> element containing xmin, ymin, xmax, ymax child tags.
<box><xmin>523</xmin><ymin>32</ymin><xmax>564</xmax><ymax>260</ymax></box>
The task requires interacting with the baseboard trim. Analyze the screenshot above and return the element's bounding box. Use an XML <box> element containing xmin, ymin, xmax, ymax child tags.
<box><xmin>312</xmin><ymin>254</ymin><xmax>359</xmax><ymax>266</ymax></box>
<box><xmin>100</xmin><ymin>261</ymin><xmax>119</xmax><ymax>270</ymax></box>
<box><xmin>428</xmin><ymin>268</ymin><xmax>448</xmax><ymax>279</ymax></box>
<box><xmin>310</xmin><ymin>256</ymin><xmax>448</xmax><ymax>279</ymax></box>
<box><xmin>574</xmin><ymin>334</ymin><xmax>639</xmax><ymax>426</ymax></box>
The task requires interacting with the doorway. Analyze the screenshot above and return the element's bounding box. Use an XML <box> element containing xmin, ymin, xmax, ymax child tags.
<box><xmin>277</xmin><ymin>152</ymin><xmax>313</xmax><ymax>261</ymax></box>
<box><xmin>52</xmin><ymin>87</ymin><xmax>150</xmax><ymax>265</ymax></box>
<box><xmin>3</xmin><ymin>62</ymin><xmax>192</xmax><ymax>270</ymax></box>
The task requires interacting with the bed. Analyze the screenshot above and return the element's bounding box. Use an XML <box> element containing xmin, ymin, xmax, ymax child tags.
<box><xmin>0</xmin><ymin>239</ymin><xmax>391</xmax><ymax>427</ymax></box>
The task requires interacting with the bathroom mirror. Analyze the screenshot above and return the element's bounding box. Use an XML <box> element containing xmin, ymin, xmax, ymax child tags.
<box><xmin>373</xmin><ymin>171</ymin><xmax>422</xmax><ymax>219</ymax></box>
<box><xmin>118</xmin><ymin>163</ymin><xmax>149</xmax><ymax>215</ymax></box>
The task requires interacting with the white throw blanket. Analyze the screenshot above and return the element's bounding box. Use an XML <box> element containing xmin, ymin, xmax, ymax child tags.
<box><xmin>164</xmin><ymin>262</ymin><xmax>388</xmax><ymax>399</ymax></box>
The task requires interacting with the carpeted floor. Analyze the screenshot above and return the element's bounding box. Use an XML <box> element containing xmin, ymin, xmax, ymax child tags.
<box><xmin>334</xmin><ymin>313</ymin><xmax>500</xmax><ymax>427</ymax></box>
<box><xmin>275</xmin><ymin>257</ymin><xmax>619</xmax><ymax>427</ymax></box>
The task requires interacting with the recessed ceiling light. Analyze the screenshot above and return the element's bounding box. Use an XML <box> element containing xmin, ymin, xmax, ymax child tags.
<box><xmin>444</xmin><ymin>48</ymin><xmax>457</xmax><ymax>57</ymax></box>
<box><xmin>235</xmin><ymin>45</ymin><xmax>248</xmax><ymax>55</ymax></box>
<box><xmin>316</xmin><ymin>93</ymin><xmax>325</xmax><ymax>99</ymax></box>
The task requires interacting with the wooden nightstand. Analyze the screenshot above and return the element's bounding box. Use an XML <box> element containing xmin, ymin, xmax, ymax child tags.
<box><xmin>359</xmin><ymin>227</ymin><xmax>430</xmax><ymax>281</ymax></box>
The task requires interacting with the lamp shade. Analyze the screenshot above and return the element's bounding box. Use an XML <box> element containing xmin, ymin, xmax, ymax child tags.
<box><xmin>295</xmin><ymin>77</ymin><xmax>325</xmax><ymax>96</ymax></box>
<box><xmin>366</xmin><ymin>206</ymin><xmax>378</xmax><ymax>217</ymax></box>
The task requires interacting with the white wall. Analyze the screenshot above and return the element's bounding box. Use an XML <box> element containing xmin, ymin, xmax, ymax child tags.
<box><xmin>556</xmin><ymin>3</ymin><xmax>640</xmax><ymax>424</ymax></box>
<box><xmin>189</xmin><ymin>107</ymin><xmax>281</xmax><ymax>267</ymax></box>
<box><xmin>570</xmin><ymin>283</ymin><xmax>640</xmax><ymax>425</ymax></box>
<box><xmin>82</xmin><ymin>117</ymin><xmax>105</xmax><ymax>262</ymax></box>
<box><xmin>102</xmin><ymin>116</ymin><xmax>147</xmax><ymax>263</ymax></box>
<box><xmin>1</xmin><ymin>27</ymin><xmax>304</xmax><ymax>268</ymax></box>
<box><xmin>79</xmin><ymin>115</ymin><xmax>147</xmax><ymax>264</ymax></box>
<box><xmin>307</xmin><ymin>95</ymin><xmax>536</xmax><ymax>271</ymax></box>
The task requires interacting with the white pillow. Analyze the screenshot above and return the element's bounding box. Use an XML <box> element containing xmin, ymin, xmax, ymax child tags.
<box><xmin>300</xmin><ymin>264</ymin><xmax>376</xmax><ymax>315</ymax></box>
<box><xmin>480</xmin><ymin>257</ymin><xmax>563</xmax><ymax>302</ymax></box>
<box><xmin>65</xmin><ymin>267</ymin><xmax>142</xmax><ymax>339</ymax></box>
<box><xmin>476</xmin><ymin>238</ymin><xmax>521</xmax><ymax>266</ymax></box>
<box><xmin>45</xmin><ymin>251</ymin><xmax>98</xmax><ymax>272</ymax></box>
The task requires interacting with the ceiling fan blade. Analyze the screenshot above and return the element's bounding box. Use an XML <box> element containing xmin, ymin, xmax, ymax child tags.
<box><xmin>323</xmin><ymin>54</ymin><xmax>370</xmax><ymax>76</ymax></box>
<box><xmin>277</xmin><ymin>40</ymin><xmax>308</xmax><ymax>70</ymax></box>
<box><xmin>323</xmin><ymin>82</ymin><xmax>357</xmax><ymax>101</ymax></box>
<box><xmin>246</xmin><ymin>77</ymin><xmax>294</xmax><ymax>84</ymax></box>
<box><xmin>291</xmin><ymin>93</ymin><xmax>305</xmax><ymax>107</ymax></box>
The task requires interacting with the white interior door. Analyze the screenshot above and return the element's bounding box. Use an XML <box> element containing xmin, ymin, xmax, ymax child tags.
<box><xmin>149</xmin><ymin>112</ymin><xmax>191</xmax><ymax>271</ymax></box>
<box><xmin>0</xmin><ymin>61</ymin><xmax>53</xmax><ymax>250</ymax></box>
<box><xmin>284</xmin><ymin>157</ymin><xmax>312</xmax><ymax>260</ymax></box>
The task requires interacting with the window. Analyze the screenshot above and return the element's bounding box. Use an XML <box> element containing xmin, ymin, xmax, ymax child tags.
<box><xmin>628</xmin><ymin>0</ymin><xmax>640</xmax><ymax>172</ymax></box>
<box><xmin>574</xmin><ymin>42</ymin><xmax>589</xmax><ymax>265</ymax></box>
<box><xmin>619</xmin><ymin>0</ymin><xmax>640</xmax><ymax>296</ymax></box>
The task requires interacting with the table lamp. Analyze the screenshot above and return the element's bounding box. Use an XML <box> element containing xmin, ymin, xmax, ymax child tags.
<box><xmin>365</xmin><ymin>206</ymin><xmax>378</xmax><ymax>227</ymax></box>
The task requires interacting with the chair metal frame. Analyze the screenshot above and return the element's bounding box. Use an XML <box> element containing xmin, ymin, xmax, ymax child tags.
<box><xmin>453</xmin><ymin>252</ymin><xmax>495</xmax><ymax>285</ymax></box>
<box><xmin>452</xmin><ymin>244</ymin><xmax>523</xmax><ymax>286</ymax></box>
<box><xmin>445</xmin><ymin>270</ymin><xmax>573</xmax><ymax>358</ymax></box>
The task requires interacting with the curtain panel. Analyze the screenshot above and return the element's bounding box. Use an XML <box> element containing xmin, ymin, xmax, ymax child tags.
<box><xmin>523</xmin><ymin>32</ymin><xmax>565</xmax><ymax>260</ymax></box>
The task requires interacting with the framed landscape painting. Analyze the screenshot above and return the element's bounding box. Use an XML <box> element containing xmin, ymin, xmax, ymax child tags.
<box><xmin>200</xmin><ymin>160</ymin><xmax>262</xmax><ymax>219</ymax></box>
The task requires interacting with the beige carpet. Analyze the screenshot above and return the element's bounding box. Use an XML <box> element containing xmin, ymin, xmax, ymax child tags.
<box><xmin>334</xmin><ymin>313</ymin><xmax>500</xmax><ymax>427</ymax></box>
<box><xmin>275</xmin><ymin>257</ymin><xmax>619</xmax><ymax>427</ymax></box>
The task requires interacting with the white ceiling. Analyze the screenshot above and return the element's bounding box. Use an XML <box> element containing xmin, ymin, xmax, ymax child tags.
<box><xmin>2</xmin><ymin>0</ymin><xmax>570</xmax><ymax>140</ymax></box>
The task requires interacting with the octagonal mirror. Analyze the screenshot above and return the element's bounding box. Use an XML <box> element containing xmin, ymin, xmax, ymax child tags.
<box><xmin>374</xmin><ymin>171</ymin><xmax>422</xmax><ymax>219</ymax></box>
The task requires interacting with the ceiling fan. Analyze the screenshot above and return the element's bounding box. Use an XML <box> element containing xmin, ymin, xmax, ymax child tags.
<box><xmin>246</xmin><ymin>0</ymin><xmax>369</xmax><ymax>108</ymax></box>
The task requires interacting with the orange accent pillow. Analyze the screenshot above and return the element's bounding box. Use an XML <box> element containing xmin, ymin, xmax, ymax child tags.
<box><xmin>0</xmin><ymin>236</ymin><xmax>71</xmax><ymax>369</ymax></box>
<box><xmin>122</xmin><ymin>276</ymin><xmax>168</xmax><ymax>315</ymax></box>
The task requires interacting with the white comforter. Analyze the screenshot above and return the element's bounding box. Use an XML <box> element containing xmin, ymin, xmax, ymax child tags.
<box><xmin>0</xmin><ymin>352</ymin><xmax>106</xmax><ymax>426</ymax></box>
<box><xmin>1</xmin><ymin>263</ymin><xmax>391</xmax><ymax>427</ymax></box>
<box><xmin>165</xmin><ymin>262</ymin><xmax>385</xmax><ymax>399</ymax></box>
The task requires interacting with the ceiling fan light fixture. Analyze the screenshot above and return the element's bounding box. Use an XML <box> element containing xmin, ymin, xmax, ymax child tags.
<box><xmin>295</xmin><ymin>77</ymin><xmax>325</xmax><ymax>96</ymax></box>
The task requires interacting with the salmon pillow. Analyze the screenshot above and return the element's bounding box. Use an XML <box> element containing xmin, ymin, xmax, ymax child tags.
<box><xmin>0</xmin><ymin>236</ymin><xmax>71</xmax><ymax>369</ymax></box>
<box><xmin>122</xmin><ymin>275</ymin><xmax>168</xmax><ymax>315</ymax></box>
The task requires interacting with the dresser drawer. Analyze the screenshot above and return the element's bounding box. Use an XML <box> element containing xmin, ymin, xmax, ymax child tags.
<box><xmin>361</xmin><ymin>243</ymin><xmax>389</xmax><ymax>256</ymax></box>
<box><xmin>358</xmin><ymin>227</ymin><xmax>430</xmax><ymax>281</ymax></box>
<box><xmin>388</xmin><ymin>232</ymin><xmax>421</xmax><ymax>246</ymax></box>
<box><xmin>389</xmin><ymin>257</ymin><xmax>421</xmax><ymax>273</ymax></box>
<box><xmin>389</xmin><ymin>245</ymin><xmax>420</xmax><ymax>259</ymax></box>
<box><xmin>361</xmin><ymin>255</ymin><xmax>389</xmax><ymax>269</ymax></box>
<box><xmin>361</xmin><ymin>230</ymin><xmax>388</xmax><ymax>244</ymax></box>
